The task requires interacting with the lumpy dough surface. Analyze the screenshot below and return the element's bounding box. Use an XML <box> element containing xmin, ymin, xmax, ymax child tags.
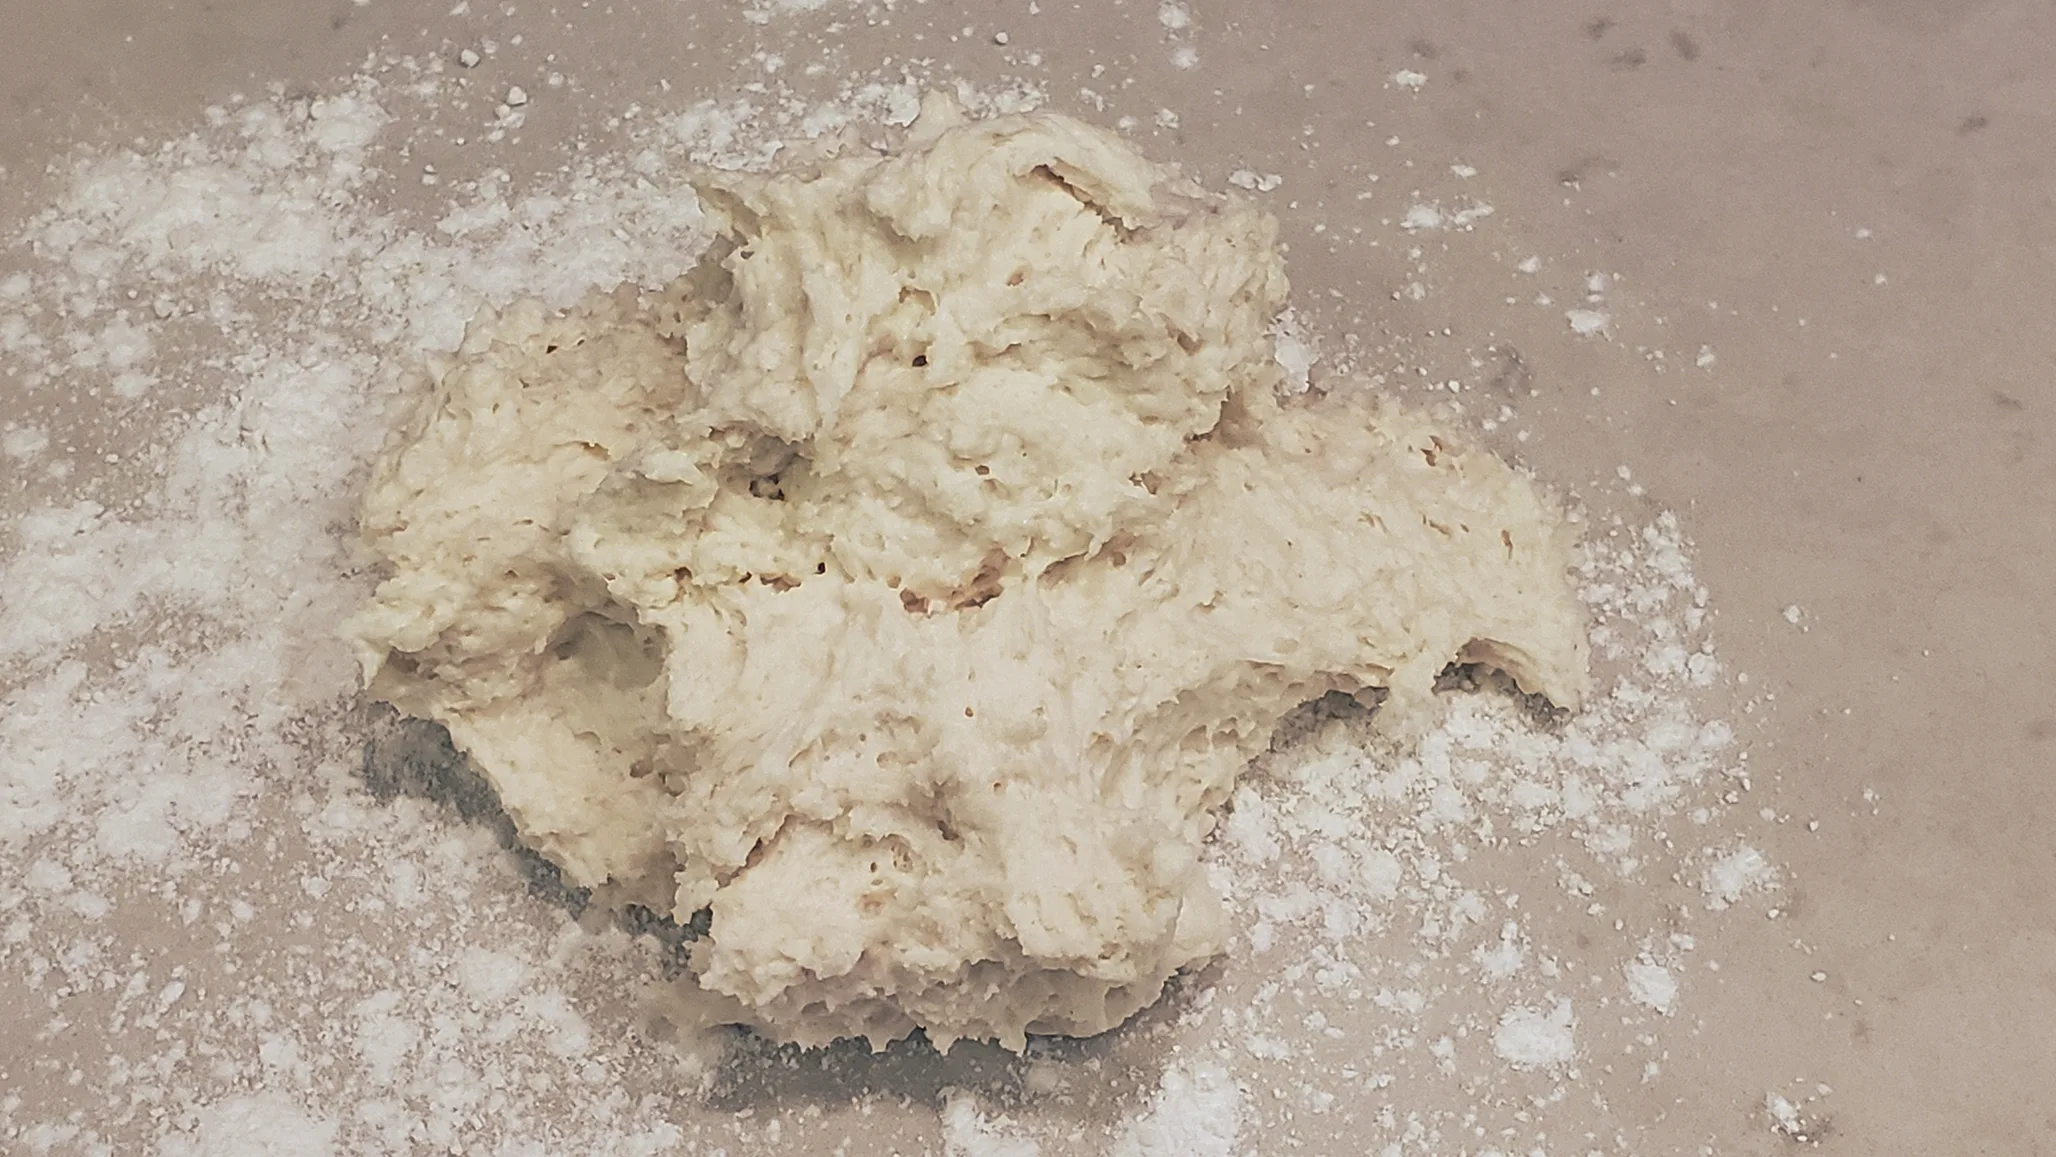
<box><xmin>345</xmin><ymin>102</ymin><xmax>1590</xmax><ymax>1052</ymax></box>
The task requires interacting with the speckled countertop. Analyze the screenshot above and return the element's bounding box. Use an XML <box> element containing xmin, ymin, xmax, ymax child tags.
<box><xmin>2</xmin><ymin>2</ymin><xmax>2051</xmax><ymax>1154</ymax></box>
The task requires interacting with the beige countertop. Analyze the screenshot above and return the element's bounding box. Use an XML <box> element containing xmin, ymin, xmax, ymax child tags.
<box><xmin>2</xmin><ymin>2</ymin><xmax>2050</xmax><ymax>1154</ymax></box>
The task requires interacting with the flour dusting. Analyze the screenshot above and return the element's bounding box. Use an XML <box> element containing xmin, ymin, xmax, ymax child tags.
<box><xmin>0</xmin><ymin>26</ymin><xmax>1775</xmax><ymax>1157</ymax></box>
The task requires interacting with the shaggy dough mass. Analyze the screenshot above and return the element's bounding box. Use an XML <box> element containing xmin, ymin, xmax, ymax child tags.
<box><xmin>346</xmin><ymin>102</ymin><xmax>1589</xmax><ymax>1051</ymax></box>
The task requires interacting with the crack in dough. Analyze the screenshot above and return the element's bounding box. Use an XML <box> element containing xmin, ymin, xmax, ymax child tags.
<box><xmin>345</xmin><ymin>99</ymin><xmax>1588</xmax><ymax>1052</ymax></box>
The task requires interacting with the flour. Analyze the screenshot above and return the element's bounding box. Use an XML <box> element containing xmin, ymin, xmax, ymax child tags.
<box><xmin>151</xmin><ymin>1094</ymin><xmax>337</xmax><ymax>1157</ymax></box>
<box><xmin>1490</xmin><ymin>999</ymin><xmax>1577</xmax><ymax>1070</ymax></box>
<box><xmin>1623</xmin><ymin>957</ymin><xmax>1679</xmax><ymax>1014</ymax></box>
<box><xmin>1110</xmin><ymin>1060</ymin><xmax>1243</xmax><ymax>1157</ymax></box>
<box><xmin>1157</xmin><ymin>2</ymin><xmax>1200</xmax><ymax>71</ymax></box>
<box><xmin>1227</xmin><ymin>168</ymin><xmax>1283</xmax><ymax>193</ymax></box>
<box><xmin>1566</xmin><ymin>308</ymin><xmax>1613</xmax><ymax>337</ymax></box>
<box><xmin>940</xmin><ymin>1090</ymin><xmax>1042</xmax><ymax>1157</ymax></box>
<box><xmin>1401</xmin><ymin>200</ymin><xmax>1493</xmax><ymax>233</ymax></box>
<box><xmin>0</xmin><ymin>30</ymin><xmax>1772</xmax><ymax>1157</ymax></box>
<box><xmin>1701</xmin><ymin>843</ymin><xmax>1778</xmax><ymax>909</ymax></box>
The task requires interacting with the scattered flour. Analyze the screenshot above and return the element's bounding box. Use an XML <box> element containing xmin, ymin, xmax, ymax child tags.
<box><xmin>1269</xmin><ymin>310</ymin><xmax>1319</xmax><ymax>395</ymax></box>
<box><xmin>1227</xmin><ymin>168</ymin><xmax>1283</xmax><ymax>193</ymax></box>
<box><xmin>1702</xmin><ymin>844</ymin><xmax>1778</xmax><ymax>910</ymax></box>
<box><xmin>1764</xmin><ymin>1086</ymin><xmax>1832</xmax><ymax>1141</ymax></box>
<box><xmin>1767</xmin><ymin>1091</ymin><xmax>1804</xmax><ymax>1134</ymax></box>
<box><xmin>0</xmin><ymin>24</ymin><xmax>1774</xmax><ymax>1157</ymax></box>
<box><xmin>1401</xmin><ymin>200</ymin><xmax>1494</xmax><ymax>232</ymax></box>
<box><xmin>940</xmin><ymin>1091</ymin><xmax>1042</xmax><ymax>1157</ymax></box>
<box><xmin>742</xmin><ymin>0</ymin><xmax>837</xmax><ymax>25</ymax></box>
<box><xmin>1623</xmin><ymin>958</ymin><xmax>1680</xmax><ymax>1014</ymax></box>
<box><xmin>152</xmin><ymin>1094</ymin><xmax>337</xmax><ymax>1157</ymax></box>
<box><xmin>1567</xmin><ymin>307</ymin><xmax>1613</xmax><ymax>336</ymax></box>
<box><xmin>1110</xmin><ymin>1060</ymin><xmax>1243</xmax><ymax>1157</ymax></box>
<box><xmin>1157</xmin><ymin>1</ymin><xmax>1199</xmax><ymax>71</ymax></box>
<box><xmin>1491</xmin><ymin>999</ymin><xmax>1578</xmax><ymax>1070</ymax></box>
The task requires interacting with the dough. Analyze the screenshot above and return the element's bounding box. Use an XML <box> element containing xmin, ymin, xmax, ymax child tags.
<box><xmin>345</xmin><ymin>99</ymin><xmax>1588</xmax><ymax>1052</ymax></box>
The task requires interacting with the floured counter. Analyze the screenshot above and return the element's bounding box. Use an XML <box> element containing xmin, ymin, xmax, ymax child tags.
<box><xmin>346</xmin><ymin>97</ymin><xmax>1588</xmax><ymax>1054</ymax></box>
<box><xmin>0</xmin><ymin>7</ymin><xmax>1823</xmax><ymax>1154</ymax></box>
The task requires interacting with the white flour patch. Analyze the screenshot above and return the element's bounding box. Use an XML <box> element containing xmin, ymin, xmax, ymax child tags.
<box><xmin>1402</xmin><ymin>202</ymin><xmax>1445</xmax><ymax>231</ymax></box>
<box><xmin>940</xmin><ymin>1090</ymin><xmax>1042</xmax><ymax>1157</ymax></box>
<box><xmin>152</xmin><ymin>1094</ymin><xmax>337</xmax><ymax>1157</ymax></box>
<box><xmin>1702</xmin><ymin>843</ymin><xmax>1778</xmax><ymax>909</ymax></box>
<box><xmin>742</xmin><ymin>0</ymin><xmax>837</xmax><ymax>25</ymax></box>
<box><xmin>1111</xmin><ymin>1060</ymin><xmax>1243</xmax><ymax>1157</ymax></box>
<box><xmin>1624</xmin><ymin>958</ymin><xmax>1680</xmax><ymax>1014</ymax></box>
<box><xmin>1270</xmin><ymin>310</ymin><xmax>1318</xmax><ymax>395</ymax></box>
<box><xmin>1492</xmin><ymin>999</ymin><xmax>1577</xmax><ymax>1070</ymax></box>
<box><xmin>1567</xmin><ymin>307</ymin><xmax>1613</xmax><ymax>336</ymax></box>
<box><xmin>1</xmin><ymin>424</ymin><xmax>48</xmax><ymax>460</ymax></box>
<box><xmin>1227</xmin><ymin>168</ymin><xmax>1283</xmax><ymax>193</ymax></box>
<box><xmin>1402</xmin><ymin>200</ymin><xmax>1494</xmax><ymax>232</ymax></box>
<box><xmin>1158</xmin><ymin>1</ymin><xmax>1200</xmax><ymax>71</ymax></box>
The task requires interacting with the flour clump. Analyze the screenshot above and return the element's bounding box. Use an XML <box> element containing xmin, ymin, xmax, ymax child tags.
<box><xmin>345</xmin><ymin>99</ymin><xmax>1589</xmax><ymax>1051</ymax></box>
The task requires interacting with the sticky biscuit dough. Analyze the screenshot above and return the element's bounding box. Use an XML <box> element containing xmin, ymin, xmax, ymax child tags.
<box><xmin>345</xmin><ymin>99</ymin><xmax>1589</xmax><ymax>1052</ymax></box>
